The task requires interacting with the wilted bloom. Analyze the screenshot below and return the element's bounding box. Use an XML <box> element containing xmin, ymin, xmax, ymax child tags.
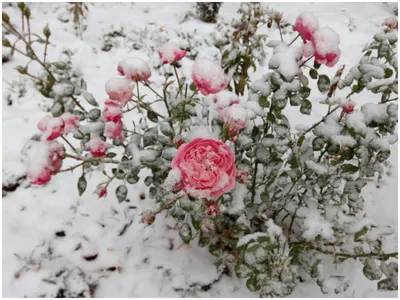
<box><xmin>87</xmin><ymin>137</ymin><xmax>107</xmax><ymax>158</ymax></box>
<box><xmin>158</xmin><ymin>40</ymin><xmax>186</xmax><ymax>64</ymax></box>
<box><xmin>29</xmin><ymin>168</ymin><xmax>52</xmax><ymax>185</ymax></box>
<box><xmin>293</xmin><ymin>12</ymin><xmax>319</xmax><ymax>41</ymax></box>
<box><xmin>219</xmin><ymin>104</ymin><xmax>249</xmax><ymax>141</ymax></box>
<box><xmin>117</xmin><ymin>58</ymin><xmax>151</xmax><ymax>82</ymax></box>
<box><xmin>236</xmin><ymin>170</ymin><xmax>249</xmax><ymax>183</ymax></box>
<box><xmin>191</xmin><ymin>58</ymin><xmax>228</xmax><ymax>96</ymax></box>
<box><xmin>383</xmin><ymin>16</ymin><xmax>398</xmax><ymax>30</ymax></box>
<box><xmin>173</xmin><ymin>136</ymin><xmax>185</xmax><ymax>148</ymax></box>
<box><xmin>141</xmin><ymin>210</ymin><xmax>155</xmax><ymax>226</ymax></box>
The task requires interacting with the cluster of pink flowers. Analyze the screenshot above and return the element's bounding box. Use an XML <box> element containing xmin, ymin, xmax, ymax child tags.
<box><xmin>29</xmin><ymin>141</ymin><xmax>65</xmax><ymax>185</ymax></box>
<box><xmin>294</xmin><ymin>12</ymin><xmax>341</xmax><ymax>67</ymax></box>
<box><xmin>38</xmin><ymin>113</ymin><xmax>80</xmax><ymax>141</ymax></box>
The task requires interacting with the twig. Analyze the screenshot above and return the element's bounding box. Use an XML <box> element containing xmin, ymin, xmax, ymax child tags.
<box><xmin>173</xmin><ymin>65</ymin><xmax>183</xmax><ymax>97</ymax></box>
<box><xmin>58</xmin><ymin>162</ymin><xmax>84</xmax><ymax>173</ymax></box>
<box><xmin>288</xmin><ymin>34</ymin><xmax>300</xmax><ymax>46</ymax></box>
<box><xmin>299</xmin><ymin>106</ymin><xmax>340</xmax><ymax>138</ymax></box>
<box><xmin>61</xmin><ymin>136</ymin><xmax>78</xmax><ymax>154</ymax></box>
<box><xmin>299</xmin><ymin>54</ymin><xmax>315</xmax><ymax>68</ymax></box>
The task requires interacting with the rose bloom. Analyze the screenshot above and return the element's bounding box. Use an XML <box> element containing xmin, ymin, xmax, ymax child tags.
<box><xmin>117</xmin><ymin>58</ymin><xmax>151</xmax><ymax>82</ymax></box>
<box><xmin>342</xmin><ymin>101</ymin><xmax>355</xmax><ymax>114</ymax></box>
<box><xmin>29</xmin><ymin>168</ymin><xmax>52</xmax><ymax>185</ymax></box>
<box><xmin>312</xmin><ymin>26</ymin><xmax>341</xmax><ymax>67</ymax></box>
<box><xmin>205</xmin><ymin>200</ymin><xmax>220</xmax><ymax>217</ymax></box>
<box><xmin>103</xmin><ymin>100</ymin><xmax>123</xmax><ymax>123</ymax></box>
<box><xmin>219</xmin><ymin>104</ymin><xmax>249</xmax><ymax>141</ymax></box>
<box><xmin>37</xmin><ymin>115</ymin><xmax>64</xmax><ymax>140</ymax></box>
<box><xmin>105</xmin><ymin>120</ymin><xmax>124</xmax><ymax>142</ymax></box>
<box><xmin>105</xmin><ymin>77</ymin><xmax>133</xmax><ymax>106</ymax></box>
<box><xmin>171</xmin><ymin>138</ymin><xmax>236</xmax><ymax>199</ymax></box>
<box><xmin>191</xmin><ymin>58</ymin><xmax>228</xmax><ymax>96</ymax></box>
<box><xmin>95</xmin><ymin>186</ymin><xmax>107</xmax><ymax>198</ymax></box>
<box><xmin>293</xmin><ymin>12</ymin><xmax>319</xmax><ymax>41</ymax></box>
<box><xmin>87</xmin><ymin>137</ymin><xmax>108</xmax><ymax>158</ymax></box>
<box><xmin>158</xmin><ymin>40</ymin><xmax>187</xmax><ymax>64</ymax></box>
<box><xmin>61</xmin><ymin>113</ymin><xmax>80</xmax><ymax>133</ymax></box>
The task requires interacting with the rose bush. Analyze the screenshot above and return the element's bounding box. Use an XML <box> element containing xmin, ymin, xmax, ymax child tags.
<box><xmin>5</xmin><ymin>4</ymin><xmax>397</xmax><ymax>297</ymax></box>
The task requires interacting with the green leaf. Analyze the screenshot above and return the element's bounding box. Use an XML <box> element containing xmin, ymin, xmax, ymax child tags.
<box><xmin>341</xmin><ymin>164</ymin><xmax>359</xmax><ymax>174</ymax></box>
<box><xmin>313</xmin><ymin>61</ymin><xmax>321</xmax><ymax>69</ymax></box>
<box><xmin>317</xmin><ymin>75</ymin><xmax>330</xmax><ymax>94</ymax></box>
<box><xmin>179</xmin><ymin>223</ymin><xmax>192</xmax><ymax>244</ymax></box>
<box><xmin>147</xmin><ymin>109</ymin><xmax>159</xmax><ymax>123</ymax></box>
<box><xmin>309</xmin><ymin>69</ymin><xmax>318</xmax><ymax>79</ymax></box>
<box><xmin>191</xmin><ymin>213</ymin><xmax>202</xmax><ymax>231</ymax></box>
<box><xmin>300</xmin><ymin>86</ymin><xmax>311</xmax><ymax>98</ymax></box>
<box><xmin>42</xmin><ymin>279</ymin><xmax>57</xmax><ymax>285</ymax></box>
<box><xmin>312</xmin><ymin>137</ymin><xmax>325</xmax><ymax>151</ymax></box>
<box><xmin>299</xmin><ymin>74</ymin><xmax>309</xmax><ymax>87</ymax></box>
<box><xmin>106</xmin><ymin>152</ymin><xmax>117</xmax><ymax>158</ymax></box>
<box><xmin>246</xmin><ymin>277</ymin><xmax>261</xmax><ymax>292</ymax></box>
<box><xmin>88</xmin><ymin>108</ymin><xmax>101</xmax><ymax>120</ymax></box>
<box><xmin>297</xmin><ymin>135</ymin><xmax>305</xmax><ymax>147</ymax></box>
<box><xmin>258</xmin><ymin>95</ymin><xmax>269</xmax><ymax>108</ymax></box>
<box><xmin>115</xmin><ymin>185</ymin><xmax>128</xmax><ymax>203</ymax></box>
<box><xmin>126</xmin><ymin>172</ymin><xmax>139</xmax><ymax>184</ymax></box>
<box><xmin>51</xmin><ymin>102</ymin><xmax>65</xmax><ymax>117</ymax></box>
<box><xmin>264</xmin><ymin>244</ymin><xmax>278</xmax><ymax>250</ymax></box>
<box><xmin>384</xmin><ymin>68</ymin><xmax>393</xmax><ymax>79</ymax></box>
<box><xmin>354</xmin><ymin>226</ymin><xmax>368</xmax><ymax>241</ymax></box>
<box><xmin>77</xmin><ymin>176</ymin><xmax>87</xmax><ymax>196</ymax></box>
<box><xmin>82</xmin><ymin>91</ymin><xmax>98</xmax><ymax>107</ymax></box>
<box><xmin>267</xmin><ymin>112</ymin><xmax>276</xmax><ymax>123</ymax></box>
<box><xmin>198</xmin><ymin>236</ymin><xmax>210</xmax><ymax>248</ymax></box>
<box><xmin>235</xmin><ymin>263</ymin><xmax>252</xmax><ymax>278</ymax></box>
<box><xmin>300</xmin><ymin>99</ymin><xmax>312</xmax><ymax>115</ymax></box>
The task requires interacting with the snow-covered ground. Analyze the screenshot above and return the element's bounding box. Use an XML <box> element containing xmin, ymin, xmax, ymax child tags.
<box><xmin>2</xmin><ymin>2</ymin><xmax>398</xmax><ymax>297</ymax></box>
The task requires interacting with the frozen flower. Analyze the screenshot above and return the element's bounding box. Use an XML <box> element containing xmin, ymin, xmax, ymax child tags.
<box><xmin>212</xmin><ymin>90</ymin><xmax>240</xmax><ymax>111</ymax></box>
<box><xmin>171</xmin><ymin>138</ymin><xmax>236</xmax><ymax>199</ymax></box>
<box><xmin>87</xmin><ymin>137</ymin><xmax>107</xmax><ymax>158</ymax></box>
<box><xmin>312</xmin><ymin>26</ymin><xmax>341</xmax><ymax>67</ymax></box>
<box><xmin>302</xmin><ymin>41</ymin><xmax>315</xmax><ymax>58</ymax></box>
<box><xmin>205</xmin><ymin>200</ymin><xmax>220</xmax><ymax>217</ymax></box>
<box><xmin>173</xmin><ymin>136</ymin><xmax>185</xmax><ymax>148</ymax></box>
<box><xmin>103</xmin><ymin>100</ymin><xmax>123</xmax><ymax>123</ymax></box>
<box><xmin>105</xmin><ymin>120</ymin><xmax>124</xmax><ymax>142</ymax></box>
<box><xmin>237</xmin><ymin>170</ymin><xmax>249</xmax><ymax>183</ymax></box>
<box><xmin>191</xmin><ymin>58</ymin><xmax>228</xmax><ymax>96</ymax></box>
<box><xmin>293</xmin><ymin>12</ymin><xmax>319</xmax><ymax>41</ymax></box>
<box><xmin>219</xmin><ymin>104</ymin><xmax>249</xmax><ymax>141</ymax></box>
<box><xmin>383</xmin><ymin>16</ymin><xmax>398</xmax><ymax>30</ymax></box>
<box><xmin>60</xmin><ymin>113</ymin><xmax>80</xmax><ymax>134</ymax></box>
<box><xmin>342</xmin><ymin>101</ymin><xmax>355</xmax><ymax>114</ymax></box>
<box><xmin>117</xmin><ymin>58</ymin><xmax>151</xmax><ymax>82</ymax></box>
<box><xmin>29</xmin><ymin>168</ymin><xmax>52</xmax><ymax>185</ymax></box>
<box><xmin>158</xmin><ymin>40</ymin><xmax>187</xmax><ymax>64</ymax></box>
<box><xmin>105</xmin><ymin>77</ymin><xmax>133</xmax><ymax>106</ymax></box>
<box><xmin>37</xmin><ymin>115</ymin><xmax>64</xmax><ymax>140</ymax></box>
<box><xmin>141</xmin><ymin>210</ymin><xmax>155</xmax><ymax>226</ymax></box>
<box><xmin>94</xmin><ymin>186</ymin><xmax>107</xmax><ymax>198</ymax></box>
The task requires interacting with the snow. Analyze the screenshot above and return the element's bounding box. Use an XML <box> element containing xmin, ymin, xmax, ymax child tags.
<box><xmin>117</xmin><ymin>57</ymin><xmax>151</xmax><ymax>81</ymax></box>
<box><xmin>105</xmin><ymin>77</ymin><xmax>133</xmax><ymax>103</ymax></box>
<box><xmin>158</xmin><ymin>40</ymin><xmax>186</xmax><ymax>64</ymax></box>
<box><xmin>293</xmin><ymin>12</ymin><xmax>320</xmax><ymax>41</ymax></box>
<box><xmin>211</xmin><ymin>90</ymin><xmax>240</xmax><ymax>110</ymax></box>
<box><xmin>2</xmin><ymin>2</ymin><xmax>398</xmax><ymax>298</ymax></box>
<box><xmin>164</xmin><ymin>168</ymin><xmax>182</xmax><ymax>189</ymax></box>
<box><xmin>312</xmin><ymin>26</ymin><xmax>341</xmax><ymax>66</ymax></box>
<box><xmin>267</xmin><ymin>41</ymin><xmax>303</xmax><ymax>81</ymax></box>
<box><xmin>191</xmin><ymin>57</ymin><xmax>228</xmax><ymax>96</ymax></box>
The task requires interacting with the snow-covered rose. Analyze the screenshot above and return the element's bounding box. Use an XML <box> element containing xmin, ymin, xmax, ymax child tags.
<box><xmin>60</xmin><ymin>113</ymin><xmax>80</xmax><ymax>134</ymax></box>
<box><xmin>302</xmin><ymin>41</ymin><xmax>315</xmax><ymax>58</ymax></box>
<box><xmin>383</xmin><ymin>16</ymin><xmax>398</xmax><ymax>30</ymax></box>
<box><xmin>105</xmin><ymin>120</ymin><xmax>124</xmax><ymax>141</ymax></box>
<box><xmin>342</xmin><ymin>101</ymin><xmax>355</xmax><ymax>114</ymax></box>
<box><xmin>219</xmin><ymin>104</ymin><xmax>249</xmax><ymax>141</ymax></box>
<box><xmin>312</xmin><ymin>26</ymin><xmax>341</xmax><ymax>67</ymax></box>
<box><xmin>105</xmin><ymin>77</ymin><xmax>133</xmax><ymax>106</ymax></box>
<box><xmin>293</xmin><ymin>12</ymin><xmax>319</xmax><ymax>41</ymax></box>
<box><xmin>87</xmin><ymin>137</ymin><xmax>107</xmax><ymax>158</ymax></box>
<box><xmin>171</xmin><ymin>138</ymin><xmax>236</xmax><ymax>199</ymax></box>
<box><xmin>37</xmin><ymin>115</ymin><xmax>64</xmax><ymax>141</ymax></box>
<box><xmin>117</xmin><ymin>58</ymin><xmax>151</xmax><ymax>82</ymax></box>
<box><xmin>95</xmin><ymin>186</ymin><xmax>107</xmax><ymax>198</ymax></box>
<box><xmin>103</xmin><ymin>100</ymin><xmax>123</xmax><ymax>123</ymax></box>
<box><xmin>29</xmin><ymin>168</ymin><xmax>52</xmax><ymax>185</ymax></box>
<box><xmin>212</xmin><ymin>90</ymin><xmax>240</xmax><ymax>111</ymax></box>
<box><xmin>192</xmin><ymin>58</ymin><xmax>228</xmax><ymax>96</ymax></box>
<box><xmin>158</xmin><ymin>40</ymin><xmax>187</xmax><ymax>64</ymax></box>
<box><xmin>205</xmin><ymin>200</ymin><xmax>220</xmax><ymax>217</ymax></box>
<box><xmin>237</xmin><ymin>170</ymin><xmax>249</xmax><ymax>183</ymax></box>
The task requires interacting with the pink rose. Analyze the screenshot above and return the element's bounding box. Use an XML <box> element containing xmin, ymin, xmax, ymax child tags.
<box><xmin>212</xmin><ymin>90</ymin><xmax>240</xmax><ymax>111</ymax></box>
<box><xmin>171</xmin><ymin>138</ymin><xmax>236</xmax><ymax>199</ymax></box>
<box><xmin>88</xmin><ymin>137</ymin><xmax>107</xmax><ymax>158</ymax></box>
<box><xmin>383</xmin><ymin>16</ymin><xmax>398</xmax><ymax>30</ymax></box>
<box><xmin>191</xmin><ymin>58</ymin><xmax>228</xmax><ymax>96</ymax></box>
<box><xmin>61</xmin><ymin>113</ymin><xmax>80</xmax><ymax>133</ymax></box>
<box><xmin>342</xmin><ymin>101</ymin><xmax>355</xmax><ymax>114</ymax></box>
<box><xmin>312</xmin><ymin>26</ymin><xmax>341</xmax><ymax>67</ymax></box>
<box><xmin>105</xmin><ymin>120</ymin><xmax>124</xmax><ymax>142</ymax></box>
<box><xmin>293</xmin><ymin>12</ymin><xmax>319</xmax><ymax>41</ymax></box>
<box><xmin>219</xmin><ymin>104</ymin><xmax>249</xmax><ymax>141</ymax></box>
<box><xmin>29</xmin><ymin>168</ymin><xmax>52</xmax><ymax>185</ymax></box>
<box><xmin>95</xmin><ymin>186</ymin><xmax>107</xmax><ymax>198</ymax></box>
<box><xmin>158</xmin><ymin>40</ymin><xmax>187</xmax><ymax>64</ymax></box>
<box><xmin>103</xmin><ymin>100</ymin><xmax>123</xmax><ymax>123</ymax></box>
<box><xmin>117</xmin><ymin>58</ymin><xmax>152</xmax><ymax>82</ymax></box>
<box><xmin>105</xmin><ymin>77</ymin><xmax>133</xmax><ymax>106</ymax></box>
<box><xmin>302</xmin><ymin>41</ymin><xmax>315</xmax><ymax>58</ymax></box>
<box><xmin>37</xmin><ymin>115</ymin><xmax>64</xmax><ymax>140</ymax></box>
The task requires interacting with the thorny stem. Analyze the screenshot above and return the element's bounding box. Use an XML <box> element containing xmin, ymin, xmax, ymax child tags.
<box><xmin>154</xmin><ymin>195</ymin><xmax>182</xmax><ymax>215</ymax></box>
<box><xmin>288</xmin><ymin>34</ymin><xmax>300</xmax><ymax>46</ymax></box>
<box><xmin>61</xmin><ymin>135</ymin><xmax>78</xmax><ymax>154</ymax></box>
<box><xmin>58</xmin><ymin>162</ymin><xmax>85</xmax><ymax>173</ymax></box>
<box><xmin>299</xmin><ymin>54</ymin><xmax>315</xmax><ymax>68</ymax></box>
<box><xmin>173</xmin><ymin>64</ymin><xmax>183</xmax><ymax>97</ymax></box>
